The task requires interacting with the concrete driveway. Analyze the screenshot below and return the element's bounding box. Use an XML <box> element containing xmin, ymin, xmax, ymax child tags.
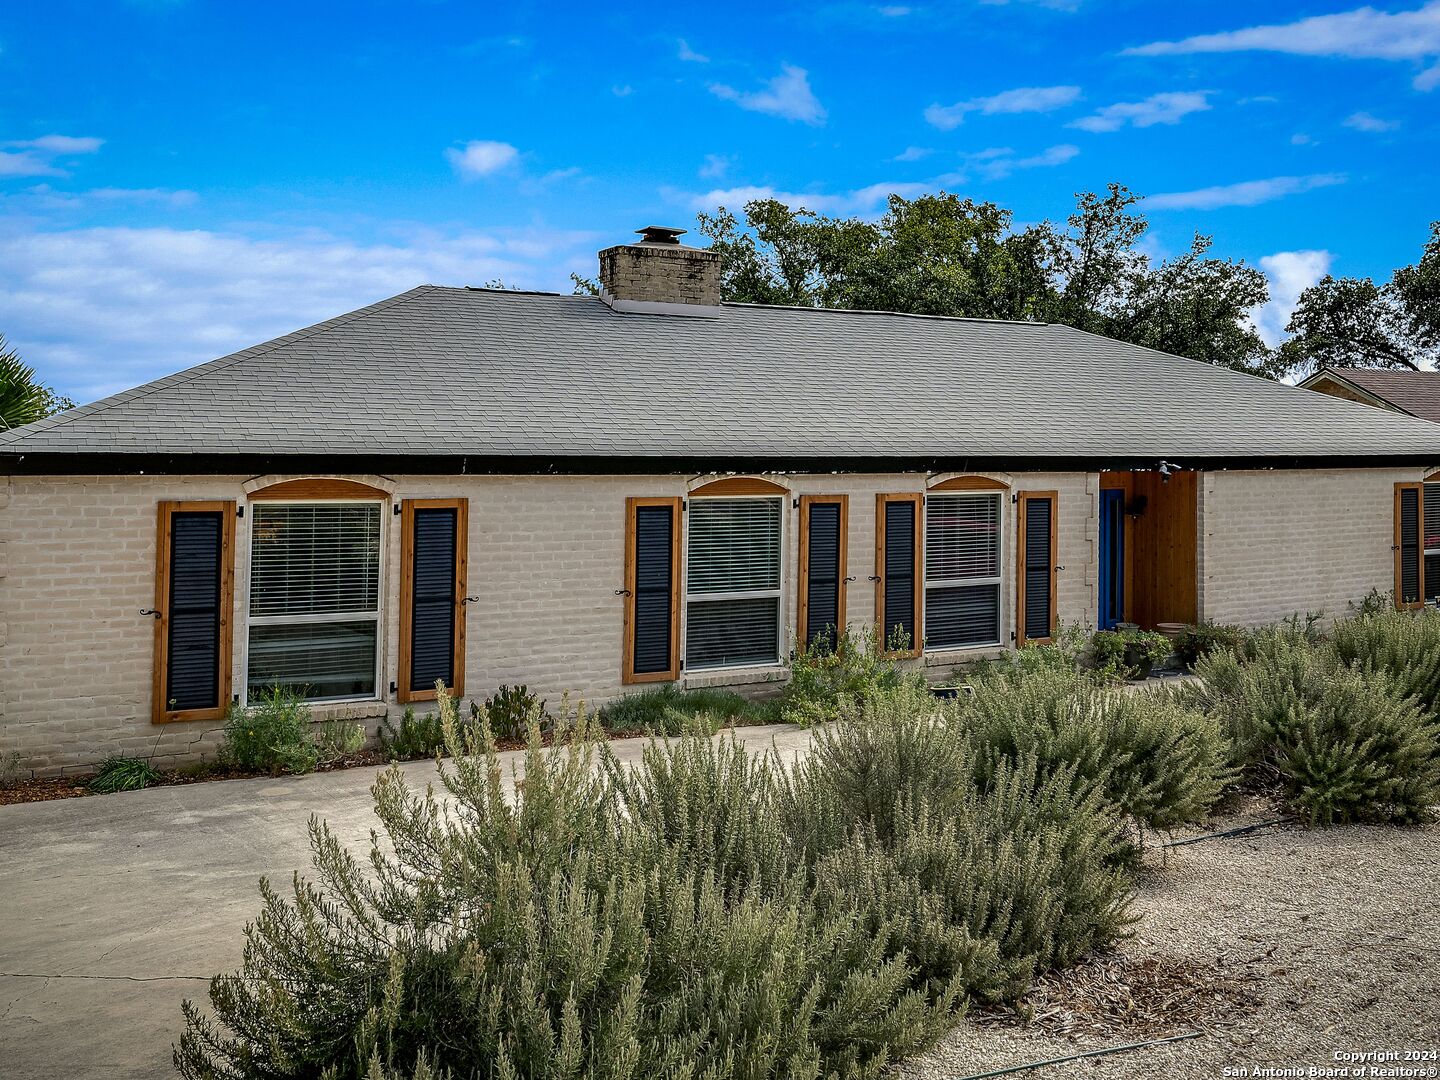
<box><xmin>0</xmin><ymin>724</ymin><xmax>811</xmax><ymax>1080</ymax></box>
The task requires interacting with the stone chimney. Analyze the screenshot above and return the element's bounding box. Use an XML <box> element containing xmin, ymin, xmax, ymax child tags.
<box><xmin>598</xmin><ymin>226</ymin><xmax>722</xmax><ymax>316</ymax></box>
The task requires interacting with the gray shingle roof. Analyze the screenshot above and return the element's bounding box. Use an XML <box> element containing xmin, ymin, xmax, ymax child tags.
<box><xmin>1308</xmin><ymin>367</ymin><xmax>1440</xmax><ymax>425</ymax></box>
<box><xmin>5</xmin><ymin>285</ymin><xmax>1440</xmax><ymax>466</ymax></box>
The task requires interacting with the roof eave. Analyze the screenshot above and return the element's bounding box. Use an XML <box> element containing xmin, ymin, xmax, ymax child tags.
<box><xmin>4</xmin><ymin>450</ymin><xmax>1438</xmax><ymax>477</ymax></box>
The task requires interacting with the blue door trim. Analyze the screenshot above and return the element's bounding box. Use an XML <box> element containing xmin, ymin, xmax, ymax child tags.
<box><xmin>1099</xmin><ymin>489</ymin><xmax>1125</xmax><ymax>630</ymax></box>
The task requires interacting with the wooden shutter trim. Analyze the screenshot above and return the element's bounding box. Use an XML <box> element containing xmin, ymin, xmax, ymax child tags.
<box><xmin>398</xmin><ymin>498</ymin><xmax>469</xmax><ymax>703</ymax></box>
<box><xmin>1016</xmin><ymin>491</ymin><xmax>1059</xmax><ymax>646</ymax></box>
<box><xmin>798</xmin><ymin>495</ymin><xmax>849</xmax><ymax>650</ymax></box>
<box><xmin>875</xmin><ymin>493</ymin><xmax>923</xmax><ymax>658</ymax></box>
<box><xmin>1395</xmin><ymin>482</ymin><xmax>1424</xmax><ymax>610</ymax></box>
<box><xmin>153</xmin><ymin>500</ymin><xmax>235</xmax><ymax>724</ymax></box>
<box><xmin>623</xmin><ymin>497</ymin><xmax>682</xmax><ymax>684</ymax></box>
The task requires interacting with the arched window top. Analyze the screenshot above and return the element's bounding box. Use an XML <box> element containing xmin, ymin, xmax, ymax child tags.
<box><xmin>247</xmin><ymin>477</ymin><xmax>391</xmax><ymax>500</ymax></box>
<box><xmin>689</xmin><ymin>476</ymin><xmax>790</xmax><ymax>497</ymax></box>
<box><xmin>927</xmin><ymin>474</ymin><xmax>1010</xmax><ymax>493</ymax></box>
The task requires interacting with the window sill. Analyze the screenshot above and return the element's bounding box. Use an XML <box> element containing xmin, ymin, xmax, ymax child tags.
<box><xmin>923</xmin><ymin>645</ymin><xmax>1008</xmax><ymax>667</ymax></box>
<box><xmin>304</xmin><ymin>700</ymin><xmax>392</xmax><ymax>722</ymax></box>
<box><xmin>682</xmin><ymin>664</ymin><xmax>790</xmax><ymax>690</ymax></box>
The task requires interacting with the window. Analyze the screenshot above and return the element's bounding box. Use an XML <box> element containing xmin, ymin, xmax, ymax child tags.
<box><xmin>685</xmin><ymin>496</ymin><xmax>783</xmax><ymax>669</ymax></box>
<box><xmin>924</xmin><ymin>492</ymin><xmax>1002</xmax><ymax>649</ymax></box>
<box><xmin>247</xmin><ymin>502</ymin><xmax>383</xmax><ymax>701</ymax></box>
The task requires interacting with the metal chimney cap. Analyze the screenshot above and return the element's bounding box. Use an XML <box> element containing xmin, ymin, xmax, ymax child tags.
<box><xmin>635</xmin><ymin>225</ymin><xmax>686</xmax><ymax>245</ymax></box>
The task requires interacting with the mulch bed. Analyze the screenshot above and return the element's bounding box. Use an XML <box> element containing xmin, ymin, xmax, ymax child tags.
<box><xmin>0</xmin><ymin>723</ymin><xmax>722</xmax><ymax>806</ymax></box>
<box><xmin>973</xmin><ymin>950</ymin><xmax>1266</xmax><ymax>1040</ymax></box>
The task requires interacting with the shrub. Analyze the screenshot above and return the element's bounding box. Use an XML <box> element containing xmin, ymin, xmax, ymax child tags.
<box><xmin>0</xmin><ymin>745</ymin><xmax>21</xmax><ymax>790</ymax></box>
<box><xmin>1331</xmin><ymin>607</ymin><xmax>1440</xmax><ymax>715</ymax></box>
<box><xmin>481</xmin><ymin>683</ymin><xmax>549</xmax><ymax>742</ymax></box>
<box><xmin>1194</xmin><ymin>631</ymin><xmax>1440</xmax><ymax>824</ymax></box>
<box><xmin>313</xmin><ymin>721</ymin><xmax>366</xmax><ymax>764</ymax></box>
<box><xmin>88</xmin><ymin>756</ymin><xmax>160</xmax><ymax>794</ymax></box>
<box><xmin>177</xmin><ymin>696</ymin><xmax>966</xmax><ymax>1079</ymax></box>
<box><xmin>961</xmin><ymin>623</ymin><xmax>1097</xmax><ymax>684</ymax></box>
<box><xmin>1272</xmin><ymin>666</ymin><xmax>1440</xmax><ymax>825</ymax></box>
<box><xmin>598</xmin><ymin>684</ymin><xmax>772</xmax><ymax>734</ymax></box>
<box><xmin>780</xmin><ymin>626</ymin><xmax>927</xmax><ymax>726</ymax></box>
<box><xmin>963</xmin><ymin>668</ymin><xmax>1233</xmax><ymax>833</ymax></box>
<box><xmin>177</xmin><ymin>677</ymin><xmax>1140</xmax><ymax>1079</ymax></box>
<box><xmin>1089</xmin><ymin>628</ymin><xmax>1171</xmax><ymax>680</ymax></box>
<box><xmin>787</xmin><ymin>685</ymin><xmax>1134</xmax><ymax>1002</ymax></box>
<box><xmin>1173</xmin><ymin>622</ymin><xmax>1249</xmax><ymax>670</ymax></box>
<box><xmin>220</xmin><ymin>688</ymin><xmax>319</xmax><ymax>776</ymax></box>
<box><xmin>378</xmin><ymin>705</ymin><xmax>446</xmax><ymax>761</ymax></box>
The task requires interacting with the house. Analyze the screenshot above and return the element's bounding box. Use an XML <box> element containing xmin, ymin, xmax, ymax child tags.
<box><xmin>1300</xmin><ymin>367</ymin><xmax>1440</xmax><ymax>424</ymax></box>
<box><xmin>5</xmin><ymin>226</ymin><xmax>1440</xmax><ymax>774</ymax></box>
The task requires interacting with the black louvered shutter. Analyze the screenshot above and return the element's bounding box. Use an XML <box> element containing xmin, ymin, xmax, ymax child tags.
<box><xmin>1400</xmin><ymin>486</ymin><xmax>1421</xmax><ymax>605</ymax></box>
<box><xmin>1023</xmin><ymin>496</ymin><xmax>1054</xmax><ymax>642</ymax></box>
<box><xmin>167</xmin><ymin>512</ymin><xmax>224</xmax><ymax>711</ymax></box>
<box><xmin>409</xmin><ymin>507</ymin><xmax>458</xmax><ymax>692</ymax></box>
<box><xmin>805</xmin><ymin>503</ymin><xmax>842</xmax><ymax>649</ymax></box>
<box><xmin>632</xmin><ymin>505</ymin><xmax>675</xmax><ymax>675</ymax></box>
<box><xmin>883</xmin><ymin>500</ymin><xmax>917</xmax><ymax>651</ymax></box>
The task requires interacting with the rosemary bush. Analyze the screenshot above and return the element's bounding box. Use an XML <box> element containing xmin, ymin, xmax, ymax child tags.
<box><xmin>1194</xmin><ymin>628</ymin><xmax>1440</xmax><ymax>824</ymax></box>
<box><xmin>1330</xmin><ymin>606</ymin><xmax>1440</xmax><ymax>715</ymax></box>
<box><xmin>962</xmin><ymin>669</ymin><xmax>1234</xmax><ymax>833</ymax></box>
<box><xmin>176</xmin><ymin>683</ymin><xmax>1137</xmax><ymax>1079</ymax></box>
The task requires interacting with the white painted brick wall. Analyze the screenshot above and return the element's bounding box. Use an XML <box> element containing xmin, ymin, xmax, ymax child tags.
<box><xmin>1199</xmin><ymin>467</ymin><xmax>1422</xmax><ymax>628</ymax></box>
<box><xmin>1</xmin><ymin>466</ymin><xmax>1410</xmax><ymax>774</ymax></box>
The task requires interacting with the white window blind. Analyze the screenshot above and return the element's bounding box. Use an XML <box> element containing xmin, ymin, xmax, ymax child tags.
<box><xmin>925</xmin><ymin>493</ymin><xmax>1002</xmax><ymax>649</ymax></box>
<box><xmin>247</xmin><ymin>502</ymin><xmax>382</xmax><ymax>701</ymax></box>
<box><xmin>685</xmin><ymin>497</ymin><xmax>782</xmax><ymax>669</ymax></box>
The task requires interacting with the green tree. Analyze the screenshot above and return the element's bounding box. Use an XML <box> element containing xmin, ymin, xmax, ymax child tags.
<box><xmin>1276</xmin><ymin>222</ymin><xmax>1440</xmax><ymax>376</ymax></box>
<box><xmin>694</xmin><ymin>186</ymin><xmax>1275</xmax><ymax>376</ymax></box>
<box><xmin>0</xmin><ymin>336</ymin><xmax>74</xmax><ymax>431</ymax></box>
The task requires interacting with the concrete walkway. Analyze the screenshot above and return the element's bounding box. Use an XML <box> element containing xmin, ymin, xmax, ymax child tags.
<box><xmin>0</xmin><ymin>724</ymin><xmax>812</xmax><ymax>1080</ymax></box>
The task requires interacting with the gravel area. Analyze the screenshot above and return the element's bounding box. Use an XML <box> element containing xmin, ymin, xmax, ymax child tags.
<box><xmin>901</xmin><ymin>800</ymin><xmax>1440</xmax><ymax>1079</ymax></box>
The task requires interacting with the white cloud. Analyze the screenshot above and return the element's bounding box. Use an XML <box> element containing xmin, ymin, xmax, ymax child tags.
<box><xmin>9</xmin><ymin>134</ymin><xmax>104</xmax><ymax>155</ymax></box>
<box><xmin>878</xmin><ymin>5</ymin><xmax>911</xmax><ymax>15</ymax></box>
<box><xmin>0</xmin><ymin>151</ymin><xmax>62</xmax><ymax>178</ymax></box>
<box><xmin>710</xmin><ymin>65</ymin><xmax>827</xmax><ymax>124</ymax></box>
<box><xmin>678</xmin><ymin>38</ymin><xmax>709</xmax><ymax>63</ymax></box>
<box><xmin>1069</xmin><ymin>90</ymin><xmax>1212</xmax><ymax>132</ymax></box>
<box><xmin>444</xmin><ymin>140</ymin><xmax>519</xmax><ymax>178</ymax></box>
<box><xmin>969</xmin><ymin>143</ymin><xmax>1080</xmax><ymax>179</ymax></box>
<box><xmin>924</xmin><ymin>85</ymin><xmax>1081</xmax><ymax>130</ymax></box>
<box><xmin>893</xmin><ymin>145</ymin><xmax>932</xmax><ymax>161</ymax></box>
<box><xmin>7</xmin><ymin>184</ymin><xmax>200</xmax><ymax>210</ymax></box>
<box><xmin>0</xmin><ymin>134</ymin><xmax>105</xmax><ymax>178</ymax></box>
<box><xmin>1148</xmin><ymin>173</ymin><xmax>1345</xmax><ymax>210</ymax></box>
<box><xmin>1291</xmin><ymin>132</ymin><xmax>1314</xmax><ymax>145</ymax></box>
<box><xmin>1251</xmin><ymin>249</ymin><xmax>1332</xmax><ymax>347</ymax></box>
<box><xmin>699</xmin><ymin>153</ymin><xmax>732</xmax><ymax>179</ymax></box>
<box><xmin>0</xmin><ymin>223</ymin><xmax>595</xmax><ymax>402</ymax></box>
<box><xmin>1125</xmin><ymin>2</ymin><xmax>1440</xmax><ymax>90</ymax></box>
<box><xmin>612</xmin><ymin>84</ymin><xmax>633</xmax><ymax>97</ymax></box>
<box><xmin>1343</xmin><ymin>110</ymin><xmax>1400</xmax><ymax>131</ymax></box>
<box><xmin>688</xmin><ymin>181</ymin><xmax>927</xmax><ymax>214</ymax></box>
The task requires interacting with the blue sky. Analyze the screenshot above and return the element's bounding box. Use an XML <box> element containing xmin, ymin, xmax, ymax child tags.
<box><xmin>2</xmin><ymin>1</ymin><xmax>1438</xmax><ymax>401</ymax></box>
